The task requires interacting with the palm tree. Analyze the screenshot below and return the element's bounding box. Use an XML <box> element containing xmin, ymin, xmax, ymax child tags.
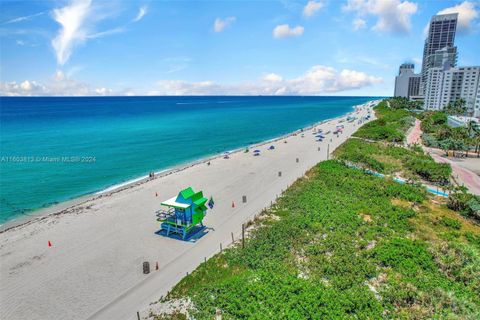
<box><xmin>465</xmin><ymin>121</ymin><xmax>480</xmax><ymax>157</ymax></box>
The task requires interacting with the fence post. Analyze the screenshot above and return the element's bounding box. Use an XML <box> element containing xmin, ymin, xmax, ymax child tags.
<box><xmin>216</xmin><ymin>309</ymin><xmax>222</xmax><ymax>320</ymax></box>
<box><xmin>137</xmin><ymin>311</ymin><xmax>140</xmax><ymax>320</ymax></box>
<box><xmin>231</xmin><ymin>232</ymin><xmax>234</xmax><ymax>243</ymax></box>
<box><xmin>327</xmin><ymin>144</ymin><xmax>330</xmax><ymax>160</ymax></box>
<box><xmin>242</xmin><ymin>224</ymin><xmax>245</xmax><ymax>249</ymax></box>
<box><xmin>278</xmin><ymin>171</ymin><xmax>282</xmax><ymax>177</ymax></box>
<box><xmin>220</xmin><ymin>243</ymin><xmax>223</xmax><ymax>253</ymax></box>
<box><xmin>296</xmin><ymin>157</ymin><xmax>299</xmax><ymax>163</ymax></box>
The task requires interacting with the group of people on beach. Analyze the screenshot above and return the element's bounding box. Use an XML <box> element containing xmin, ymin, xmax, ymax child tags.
<box><xmin>148</xmin><ymin>172</ymin><xmax>155</xmax><ymax>179</ymax></box>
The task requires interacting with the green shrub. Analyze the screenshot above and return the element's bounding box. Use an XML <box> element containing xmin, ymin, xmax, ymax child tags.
<box><xmin>440</xmin><ymin>217</ymin><xmax>461</xmax><ymax>230</ymax></box>
<box><xmin>374</xmin><ymin>238</ymin><xmax>435</xmax><ymax>276</ymax></box>
<box><xmin>448</xmin><ymin>191</ymin><xmax>480</xmax><ymax>221</ymax></box>
<box><xmin>404</xmin><ymin>157</ymin><xmax>451</xmax><ymax>184</ymax></box>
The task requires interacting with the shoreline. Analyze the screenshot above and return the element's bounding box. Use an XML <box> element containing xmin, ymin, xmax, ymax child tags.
<box><xmin>0</xmin><ymin>103</ymin><xmax>372</xmax><ymax>233</ymax></box>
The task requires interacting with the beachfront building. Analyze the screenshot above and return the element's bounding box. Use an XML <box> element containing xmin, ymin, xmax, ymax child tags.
<box><xmin>157</xmin><ymin>187</ymin><xmax>208</xmax><ymax>239</ymax></box>
<box><xmin>424</xmin><ymin>67</ymin><xmax>445</xmax><ymax>110</ymax></box>
<box><xmin>394</xmin><ymin>63</ymin><xmax>421</xmax><ymax>99</ymax></box>
<box><xmin>420</xmin><ymin>13</ymin><xmax>458</xmax><ymax>95</ymax></box>
<box><xmin>424</xmin><ymin>66</ymin><xmax>480</xmax><ymax>117</ymax></box>
<box><xmin>476</xmin><ymin>90</ymin><xmax>480</xmax><ymax>117</ymax></box>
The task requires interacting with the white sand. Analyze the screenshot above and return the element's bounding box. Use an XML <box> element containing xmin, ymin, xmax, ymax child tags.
<box><xmin>0</xmin><ymin>102</ymin><xmax>377</xmax><ymax>320</ymax></box>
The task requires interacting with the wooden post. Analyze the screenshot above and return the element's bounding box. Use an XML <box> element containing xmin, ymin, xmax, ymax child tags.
<box><xmin>137</xmin><ymin>311</ymin><xmax>140</xmax><ymax>320</ymax></box>
<box><xmin>216</xmin><ymin>309</ymin><xmax>222</xmax><ymax>320</ymax></box>
<box><xmin>220</xmin><ymin>243</ymin><xmax>223</xmax><ymax>252</ymax></box>
<box><xmin>296</xmin><ymin>157</ymin><xmax>299</xmax><ymax>163</ymax></box>
<box><xmin>278</xmin><ymin>171</ymin><xmax>282</xmax><ymax>177</ymax></box>
<box><xmin>327</xmin><ymin>144</ymin><xmax>330</xmax><ymax>160</ymax></box>
<box><xmin>242</xmin><ymin>224</ymin><xmax>245</xmax><ymax>248</ymax></box>
<box><xmin>231</xmin><ymin>232</ymin><xmax>234</xmax><ymax>243</ymax></box>
<box><xmin>204</xmin><ymin>257</ymin><xmax>206</xmax><ymax>263</ymax></box>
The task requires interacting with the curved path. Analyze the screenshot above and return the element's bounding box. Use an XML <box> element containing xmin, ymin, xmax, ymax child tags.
<box><xmin>405</xmin><ymin>118</ymin><xmax>480</xmax><ymax>195</ymax></box>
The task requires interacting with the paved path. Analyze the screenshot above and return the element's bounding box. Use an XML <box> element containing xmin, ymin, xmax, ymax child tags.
<box><xmin>406</xmin><ymin>119</ymin><xmax>422</xmax><ymax>145</ymax></box>
<box><xmin>407</xmin><ymin>119</ymin><xmax>480</xmax><ymax>195</ymax></box>
<box><xmin>428</xmin><ymin>151</ymin><xmax>480</xmax><ymax>195</ymax></box>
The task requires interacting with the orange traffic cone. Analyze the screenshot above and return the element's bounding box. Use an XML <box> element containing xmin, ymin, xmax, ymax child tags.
<box><xmin>156</xmin><ymin>262</ymin><xmax>159</xmax><ymax>270</ymax></box>
<box><xmin>48</xmin><ymin>240</ymin><xmax>52</xmax><ymax>247</ymax></box>
<box><xmin>232</xmin><ymin>201</ymin><xmax>235</xmax><ymax>208</ymax></box>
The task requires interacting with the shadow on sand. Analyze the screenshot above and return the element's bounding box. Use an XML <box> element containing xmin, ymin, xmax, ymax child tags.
<box><xmin>154</xmin><ymin>225</ymin><xmax>212</xmax><ymax>243</ymax></box>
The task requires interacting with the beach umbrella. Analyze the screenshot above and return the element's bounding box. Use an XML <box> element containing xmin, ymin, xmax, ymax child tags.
<box><xmin>254</xmin><ymin>149</ymin><xmax>260</xmax><ymax>153</ymax></box>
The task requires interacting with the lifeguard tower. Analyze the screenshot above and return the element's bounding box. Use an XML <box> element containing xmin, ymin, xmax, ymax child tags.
<box><xmin>157</xmin><ymin>187</ymin><xmax>208</xmax><ymax>239</ymax></box>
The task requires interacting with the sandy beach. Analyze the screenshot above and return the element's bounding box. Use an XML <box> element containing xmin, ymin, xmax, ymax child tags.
<box><xmin>0</xmin><ymin>101</ymin><xmax>376</xmax><ymax>320</ymax></box>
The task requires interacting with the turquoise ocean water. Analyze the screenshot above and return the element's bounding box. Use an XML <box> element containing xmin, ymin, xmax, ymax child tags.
<box><xmin>0</xmin><ymin>96</ymin><xmax>375</xmax><ymax>223</ymax></box>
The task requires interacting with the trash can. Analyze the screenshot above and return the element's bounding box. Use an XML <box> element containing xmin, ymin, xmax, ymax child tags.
<box><xmin>143</xmin><ymin>261</ymin><xmax>150</xmax><ymax>274</ymax></box>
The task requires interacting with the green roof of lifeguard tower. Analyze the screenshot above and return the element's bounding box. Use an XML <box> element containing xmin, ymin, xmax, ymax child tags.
<box><xmin>180</xmin><ymin>187</ymin><xmax>195</xmax><ymax>199</ymax></box>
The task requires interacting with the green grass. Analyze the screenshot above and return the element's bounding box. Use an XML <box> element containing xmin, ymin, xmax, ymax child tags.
<box><xmin>353</xmin><ymin>102</ymin><xmax>414</xmax><ymax>142</ymax></box>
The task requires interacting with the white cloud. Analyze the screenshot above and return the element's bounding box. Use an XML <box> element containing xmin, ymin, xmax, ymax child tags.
<box><xmin>303</xmin><ymin>1</ymin><xmax>324</xmax><ymax>18</ymax></box>
<box><xmin>149</xmin><ymin>65</ymin><xmax>382</xmax><ymax>95</ymax></box>
<box><xmin>353</xmin><ymin>18</ymin><xmax>367</xmax><ymax>30</ymax></box>
<box><xmin>0</xmin><ymin>71</ymin><xmax>114</xmax><ymax>96</ymax></box>
<box><xmin>51</xmin><ymin>0</ymin><xmax>128</xmax><ymax>65</ymax></box>
<box><xmin>87</xmin><ymin>27</ymin><xmax>125</xmax><ymax>39</ymax></box>
<box><xmin>133</xmin><ymin>5</ymin><xmax>148</xmax><ymax>22</ymax></box>
<box><xmin>214</xmin><ymin>16</ymin><xmax>236</xmax><ymax>32</ymax></box>
<box><xmin>263</xmin><ymin>73</ymin><xmax>283</xmax><ymax>82</ymax></box>
<box><xmin>1</xmin><ymin>12</ymin><xmax>44</xmax><ymax>25</ymax></box>
<box><xmin>437</xmin><ymin>1</ymin><xmax>479</xmax><ymax>33</ymax></box>
<box><xmin>273</xmin><ymin>24</ymin><xmax>304</xmax><ymax>38</ymax></box>
<box><xmin>343</xmin><ymin>0</ymin><xmax>418</xmax><ymax>34</ymax></box>
<box><xmin>1</xmin><ymin>66</ymin><xmax>382</xmax><ymax>96</ymax></box>
<box><xmin>51</xmin><ymin>0</ymin><xmax>93</xmax><ymax>65</ymax></box>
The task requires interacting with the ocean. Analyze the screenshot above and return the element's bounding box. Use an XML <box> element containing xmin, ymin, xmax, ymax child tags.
<box><xmin>0</xmin><ymin>96</ymin><xmax>375</xmax><ymax>223</ymax></box>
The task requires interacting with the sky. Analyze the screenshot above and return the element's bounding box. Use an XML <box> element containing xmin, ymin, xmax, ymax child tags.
<box><xmin>0</xmin><ymin>0</ymin><xmax>479</xmax><ymax>97</ymax></box>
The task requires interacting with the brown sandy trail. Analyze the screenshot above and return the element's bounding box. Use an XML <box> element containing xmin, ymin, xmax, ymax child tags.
<box><xmin>0</xmin><ymin>104</ymin><xmax>375</xmax><ymax>320</ymax></box>
<box><xmin>406</xmin><ymin>118</ymin><xmax>422</xmax><ymax>145</ymax></box>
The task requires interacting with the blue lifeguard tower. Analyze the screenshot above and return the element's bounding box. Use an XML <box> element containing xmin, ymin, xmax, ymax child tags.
<box><xmin>157</xmin><ymin>187</ymin><xmax>208</xmax><ymax>239</ymax></box>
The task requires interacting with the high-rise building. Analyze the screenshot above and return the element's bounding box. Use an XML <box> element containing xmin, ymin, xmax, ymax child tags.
<box><xmin>420</xmin><ymin>13</ymin><xmax>458</xmax><ymax>95</ymax></box>
<box><xmin>424</xmin><ymin>66</ymin><xmax>480</xmax><ymax>116</ymax></box>
<box><xmin>394</xmin><ymin>63</ymin><xmax>421</xmax><ymax>99</ymax></box>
